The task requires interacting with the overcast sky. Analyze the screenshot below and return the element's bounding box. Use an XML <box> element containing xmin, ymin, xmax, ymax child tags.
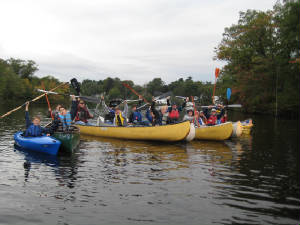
<box><xmin>0</xmin><ymin>0</ymin><xmax>275</xmax><ymax>84</ymax></box>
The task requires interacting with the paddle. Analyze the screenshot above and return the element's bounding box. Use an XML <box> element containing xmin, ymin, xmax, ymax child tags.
<box><xmin>0</xmin><ymin>82</ymin><xmax>68</xmax><ymax>119</ymax></box>
<box><xmin>70</xmin><ymin>78</ymin><xmax>81</xmax><ymax>95</ymax></box>
<box><xmin>176</xmin><ymin>96</ymin><xmax>199</xmax><ymax>101</ymax></box>
<box><xmin>201</xmin><ymin>104</ymin><xmax>242</xmax><ymax>109</ymax></box>
<box><xmin>36</xmin><ymin>89</ymin><xmax>102</xmax><ymax>104</ymax></box>
<box><xmin>136</xmin><ymin>91</ymin><xmax>172</xmax><ymax>110</ymax></box>
<box><xmin>226</xmin><ymin>88</ymin><xmax>231</xmax><ymax>102</ymax></box>
<box><xmin>213</xmin><ymin>68</ymin><xmax>220</xmax><ymax>104</ymax></box>
<box><xmin>122</xmin><ymin>83</ymin><xmax>150</xmax><ymax>104</ymax></box>
<box><xmin>41</xmin><ymin>82</ymin><xmax>54</xmax><ymax>120</ymax></box>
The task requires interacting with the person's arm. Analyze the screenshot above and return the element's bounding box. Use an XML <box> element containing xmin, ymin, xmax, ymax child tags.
<box><xmin>145</xmin><ymin>109</ymin><xmax>152</xmax><ymax>122</ymax></box>
<box><xmin>123</xmin><ymin>101</ymin><xmax>128</xmax><ymax>118</ymax></box>
<box><xmin>167</xmin><ymin>96</ymin><xmax>171</xmax><ymax>106</ymax></box>
<box><xmin>70</xmin><ymin>95</ymin><xmax>78</xmax><ymax>120</ymax></box>
<box><xmin>25</xmin><ymin>102</ymin><xmax>32</xmax><ymax>128</ymax></box>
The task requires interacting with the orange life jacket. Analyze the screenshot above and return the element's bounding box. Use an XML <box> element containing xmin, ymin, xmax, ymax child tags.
<box><xmin>168</xmin><ymin>110</ymin><xmax>180</xmax><ymax>119</ymax></box>
<box><xmin>207</xmin><ymin>115</ymin><xmax>217</xmax><ymax>125</ymax></box>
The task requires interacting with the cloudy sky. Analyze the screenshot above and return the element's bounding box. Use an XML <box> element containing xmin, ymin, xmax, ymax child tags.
<box><xmin>0</xmin><ymin>0</ymin><xmax>275</xmax><ymax>84</ymax></box>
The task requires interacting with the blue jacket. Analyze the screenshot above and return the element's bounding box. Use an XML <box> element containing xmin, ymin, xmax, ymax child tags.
<box><xmin>24</xmin><ymin>111</ymin><xmax>50</xmax><ymax>137</ymax></box>
<box><xmin>58</xmin><ymin>112</ymin><xmax>72</xmax><ymax>128</ymax></box>
<box><xmin>129</xmin><ymin>111</ymin><xmax>143</xmax><ymax>123</ymax></box>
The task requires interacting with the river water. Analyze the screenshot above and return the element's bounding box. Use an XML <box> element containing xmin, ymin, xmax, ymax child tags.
<box><xmin>0</xmin><ymin>104</ymin><xmax>299</xmax><ymax>225</ymax></box>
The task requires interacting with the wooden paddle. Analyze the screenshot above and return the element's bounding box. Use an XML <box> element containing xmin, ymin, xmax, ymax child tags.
<box><xmin>122</xmin><ymin>83</ymin><xmax>150</xmax><ymax>104</ymax></box>
<box><xmin>0</xmin><ymin>82</ymin><xmax>68</xmax><ymax>119</ymax></box>
<box><xmin>212</xmin><ymin>68</ymin><xmax>220</xmax><ymax>104</ymax></box>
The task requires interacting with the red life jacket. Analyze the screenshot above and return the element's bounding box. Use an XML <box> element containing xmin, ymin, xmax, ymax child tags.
<box><xmin>168</xmin><ymin>109</ymin><xmax>180</xmax><ymax>119</ymax></box>
<box><xmin>75</xmin><ymin>106</ymin><xmax>89</xmax><ymax>123</ymax></box>
<box><xmin>207</xmin><ymin>115</ymin><xmax>217</xmax><ymax>125</ymax></box>
<box><xmin>221</xmin><ymin>115</ymin><xmax>227</xmax><ymax>123</ymax></box>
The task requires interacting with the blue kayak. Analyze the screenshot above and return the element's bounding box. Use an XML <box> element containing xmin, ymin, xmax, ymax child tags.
<box><xmin>14</xmin><ymin>131</ymin><xmax>61</xmax><ymax>155</ymax></box>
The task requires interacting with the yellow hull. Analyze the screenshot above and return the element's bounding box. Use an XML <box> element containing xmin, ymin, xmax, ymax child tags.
<box><xmin>195</xmin><ymin>122</ymin><xmax>233</xmax><ymax>141</ymax></box>
<box><xmin>241</xmin><ymin>120</ymin><xmax>253</xmax><ymax>135</ymax></box>
<box><xmin>76</xmin><ymin>121</ymin><xmax>191</xmax><ymax>142</ymax></box>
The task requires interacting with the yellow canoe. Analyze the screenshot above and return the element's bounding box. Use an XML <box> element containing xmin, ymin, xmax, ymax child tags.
<box><xmin>76</xmin><ymin>121</ymin><xmax>191</xmax><ymax>142</ymax></box>
<box><xmin>195</xmin><ymin>122</ymin><xmax>233</xmax><ymax>141</ymax></box>
<box><xmin>241</xmin><ymin>119</ymin><xmax>253</xmax><ymax>135</ymax></box>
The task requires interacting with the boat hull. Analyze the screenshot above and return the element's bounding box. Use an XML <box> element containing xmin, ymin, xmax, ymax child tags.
<box><xmin>14</xmin><ymin>131</ymin><xmax>61</xmax><ymax>155</ymax></box>
<box><xmin>52</xmin><ymin>130</ymin><xmax>80</xmax><ymax>153</ymax></box>
<box><xmin>195</xmin><ymin>122</ymin><xmax>233</xmax><ymax>141</ymax></box>
<box><xmin>232</xmin><ymin>121</ymin><xmax>242</xmax><ymax>137</ymax></box>
<box><xmin>76</xmin><ymin>121</ymin><xmax>191</xmax><ymax>142</ymax></box>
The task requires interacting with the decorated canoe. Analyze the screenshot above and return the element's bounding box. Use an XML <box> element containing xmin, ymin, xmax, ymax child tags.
<box><xmin>195</xmin><ymin>122</ymin><xmax>233</xmax><ymax>141</ymax></box>
<box><xmin>75</xmin><ymin>121</ymin><xmax>191</xmax><ymax>142</ymax></box>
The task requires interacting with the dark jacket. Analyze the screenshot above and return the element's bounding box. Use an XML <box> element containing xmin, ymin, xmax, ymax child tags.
<box><xmin>71</xmin><ymin>100</ymin><xmax>92</xmax><ymax>123</ymax></box>
<box><xmin>128</xmin><ymin>100</ymin><xmax>143</xmax><ymax>123</ymax></box>
<box><xmin>146</xmin><ymin>101</ymin><xmax>162</xmax><ymax>126</ymax></box>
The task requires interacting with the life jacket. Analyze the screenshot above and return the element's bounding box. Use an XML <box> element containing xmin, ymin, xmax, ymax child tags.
<box><xmin>24</xmin><ymin>125</ymin><xmax>43</xmax><ymax>137</ymax></box>
<box><xmin>207</xmin><ymin>115</ymin><xmax>217</xmax><ymax>125</ymax></box>
<box><xmin>115</xmin><ymin>113</ymin><xmax>125</xmax><ymax>126</ymax></box>
<box><xmin>221</xmin><ymin>115</ymin><xmax>227</xmax><ymax>123</ymax></box>
<box><xmin>75</xmin><ymin>106</ymin><xmax>89</xmax><ymax>123</ymax></box>
<box><xmin>168</xmin><ymin>109</ymin><xmax>180</xmax><ymax>119</ymax></box>
<box><xmin>58</xmin><ymin>113</ymin><xmax>72</xmax><ymax>128</ymax></box>
<box><xmin>132</xmin><ymin>111</ymin><xmax>142</xmax><ymax>122</ymax></box>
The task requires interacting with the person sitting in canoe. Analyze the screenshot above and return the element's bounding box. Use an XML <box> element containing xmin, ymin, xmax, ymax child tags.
<box><xmin>166</xmin><ymin>96</ymin><xmax>187</xmax><ymax>124</ymax></box>
<box><xmin>101</xmin><ymin>96</ymin><xmax>116</xmax><ymax>124</ymax></box>
<box><xmin>58</xmin><ymin>106</ymin><xmax>72</xmax><ymax>131</ymax></box>
<box><xmin>71</xmin><ymin>95</ymin><xmax>94</xmax><ymax>125</ymax></box>
<box><xmin>193</xmin><ymin>110</ymin><xmax>207</xmax><ymax>127</ymax></box>
<box><xmin>24</xmin><ymin>102</ymin><xmax>53</xmax><ymax>137</ymax></box>
<box><xmin>183</xmin><ymin>109</ymin><xmax>194</xmax><ymax>122</ymax></box>
<box><xmin>128</xmin><ymin>96</ymin><xmax>150</xmax><ymax>126</ymax></box>
<box><xmin>203</xmin><ymin>105</ymin><xmax>225</xmax><ymax>126</ymax></box>
<box><xmin>146</xmin><ymin>97</ymin><xmax>162</xmax><ymax>126</ymax></box>
<box><xmin>48</xmin><ymin>104</ymin><xmax>61</xmax><ymax>119</ymax></box>
<box><xmin>220</xmin><ymin>111</ymin><xmax>228</xmax><ymax>123</ymax></box>
<box><xmin>113</xmin><ymin>101</ymin><xmax>128</xmax><ymax>126</ymax></box>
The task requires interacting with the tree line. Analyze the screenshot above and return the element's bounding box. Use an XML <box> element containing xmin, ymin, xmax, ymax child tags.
<box><xmin>0</xmin><ymin>1</ymin><xmax>298</xmax><ymax>117</ymax></box>
<box><xmin>214</xmin><ymin>0</ymin><xmax>299</xmax><ymax>118</ymax></box>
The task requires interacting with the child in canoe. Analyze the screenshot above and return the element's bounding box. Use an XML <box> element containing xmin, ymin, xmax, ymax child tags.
<box><xmin>24</xmin><ymin>102</ymin><xmax>54</xmax><ymax>137</ymax></box>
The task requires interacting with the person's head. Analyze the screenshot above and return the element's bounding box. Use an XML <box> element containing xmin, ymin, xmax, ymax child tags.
<box><xmin>59</xmin><ymin>106</ymin><xmax>67</xmax><ymax>115</ymax></box>
<box><xmin>199</xmin><ymin>110</ymin><xmax>204</xmax><ymax>117</ymax></box>
<box><xmin>187</xmin><ymin>110</ymin><xmax>193</xmax><ymax>116</ymax></box>
<box><xmin>115</xmin><ymin>107</ymin><xmax>121</xmax><ymax>115</ymax></box>
<box><xmin>172</xmin><ymin>102</ymin><xmax>177</xmax><ymax>110</ymax></box>
<box><xmin>32</xmin><ymin>116</ymin><xmax>41</xmax><ymax>126</ymax></box>
<box><xmin>132</xmin><ymin>105</ymin><xmax>137</xmax><ymax>112</ymax></box>
<box><xmin>78</xmin><ymin>100</ymin><xmax>85</xmax><ymax>108</ymax></box>
<box><xmin>55</xmin><ymin>104</ymin><xmax>61</xmax><ymax>111</ymax></box>
<box><xmin>211</xmin><ymin>108</ymin><xmax>217</xmax><ymax>115</ymax></box>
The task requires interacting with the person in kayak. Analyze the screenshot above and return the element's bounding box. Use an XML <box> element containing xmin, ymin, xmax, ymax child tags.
<box><xmin>113</xmin><ymin>101</ymin><xmax>128</xmax><ymax>126</ymax></box>
<box><xmin>24</xmin><ymin>102</ymin><xmax>53</xmax><ymax>137</ymax></box>
<box><xmin>146</xmin><ymin>97</ymin><xmax>162</xmax><ymax>126</ymax></box>
<box><xmin>203</xmin><ymin>105</ymin><xmax>225</xmax><ymax>126</ymax></box>
<box><xmin>58</xmin><ymin>106</ymin><xmax>72</xmax><ymax>131</ymax></box>
<box><xmin>166</xmin><ymin>96</ymin><xmax>187</xmax><ymax>124</ymax></box>
<box><xmin>71</xmin><ymin>95</ymin><xmax>93</xmax><ymax>125</ymax></box>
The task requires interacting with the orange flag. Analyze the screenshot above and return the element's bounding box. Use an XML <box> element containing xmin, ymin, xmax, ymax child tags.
<box><xmin>215</xmin><ymin>68</ymin><xmax>220</xmax><ymax>79</ymax></box>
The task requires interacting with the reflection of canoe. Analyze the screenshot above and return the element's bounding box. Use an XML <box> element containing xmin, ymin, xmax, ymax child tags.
<box><xmin>14</xmin><ymin>131</ymin><xmax>61</xmax><ymax>155</ymax></box>
<box><xmin>194</xmin><ymin>122</ymin><xmax>233</xmax><ymax>141</ymax></box>
<box><xmin>51</xmin><ymin>126</ymin><xmax>80</xmax><ymax>153</ymax></box>
<box><xmin>76</xmin><ymin>121</ymin><xmax>191</xmax><ymax>142</ymax></box>
<box><xmin>241</xmin><ymin>119</ymin><xmax>253</xmax><ymax>135</ymax></box>
<box><xmin>232</xmin><ymin>121</ymin><xmax>242</xmax><ymax>137</ymax></box>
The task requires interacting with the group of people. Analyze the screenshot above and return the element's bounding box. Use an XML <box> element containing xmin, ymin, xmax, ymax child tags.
<box><xmin>23</xmin><ymin>95</ymin><xmax>93</xmax><ymax>137</ymax></box>
<box><xmin>23</xmin><ymin>94</ymin><xmax>228</xmax><ymax>137</ymax></box>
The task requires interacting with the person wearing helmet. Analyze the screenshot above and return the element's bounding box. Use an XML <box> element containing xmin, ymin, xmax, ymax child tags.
<box><xmin>204</xmin><ymin>104</ymin><xmax>225</xmax><ymax>126</ymax></box>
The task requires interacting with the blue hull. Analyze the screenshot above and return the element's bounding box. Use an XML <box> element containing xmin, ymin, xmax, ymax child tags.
<box><xmin>14</xmin><ymin>132</ymin><xmax>61</xmax><ymax>155</ymax></box>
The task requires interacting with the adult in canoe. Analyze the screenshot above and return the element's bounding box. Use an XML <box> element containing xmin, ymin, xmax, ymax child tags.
<box><xmin>128</xmin><ymin>96</ymin><xmax>150</xmax><ymax>126</ymax></box>
<box><xmin>166</xmin><ymin>96</ymin><xmax>187</xmax><ymax>124</ymax></box>
<box><xmin>183</xmin><ymin>109</ymin><xmax>194</xmax><ymax>122</ymax></box>
<box><xmin>71</xmin><ymin>95</ymin><xmax>94</xmax><ymax>125</ymax></box>
<box><xmin>146</xmin><ymin>98</ymin><xmax>162</xmax><ymax>126</ymax></box>
<box><xmin>203</xmin><ymin>105</ymin><xmax>225</xmax><ymax>126</ymax></box>
<box><xmin>113</xmin><ymin>101</ymin><xmax>128</xmax><ymax>127</ymax></box>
